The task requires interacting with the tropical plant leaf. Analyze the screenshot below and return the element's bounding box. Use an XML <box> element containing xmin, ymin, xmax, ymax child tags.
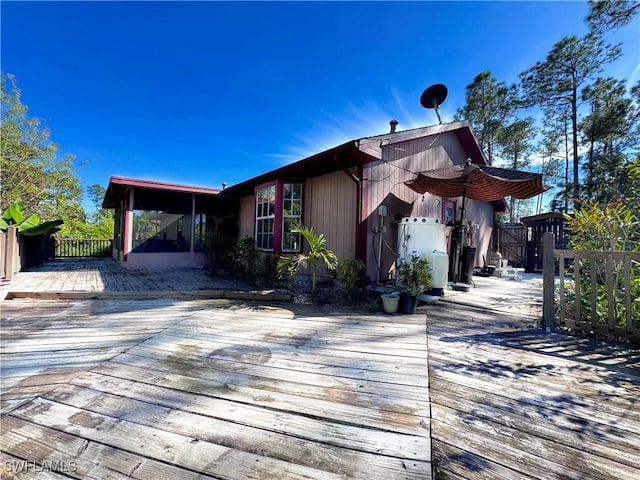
<box><xmin>3</xmin><ymin>203</ymin><xmax>25</xmax><ymax>224</ymax></box>
<box><xmin>17</xmin><ymin>213</ymin><xmax>41</xmax><ymax>232</ymax></box>
<box><xmin>20</xmin><ymin>219</ymin><xmax>63</xmax><ymax>236</ymax></box>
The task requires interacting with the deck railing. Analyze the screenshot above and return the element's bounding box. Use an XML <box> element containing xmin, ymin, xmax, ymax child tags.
<box><xmin>55</xmin><ymin>238</ymin><xmax>113</xmax><ymax>258</ymax></box>
<box><xmin>542</xmin><ymin>232</ymin><xmax>640</xmax><ymax>342</ymax></box>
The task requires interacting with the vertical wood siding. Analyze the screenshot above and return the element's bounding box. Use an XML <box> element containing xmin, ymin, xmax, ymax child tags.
<box><xmin>362</xmin><ymin>132</ymin><xmax>492</xmax><ymax>278</ymax></box>
<box><xmin>236</xmin><ymin>172</ymin><xmax>357</xmax><ymax>263</ymax></box>
<box><xmin>238</xmin><ymin>195</ymin><xmax>255</xmax><ymax>238</ymax></box>
<box><xmin>305</xmin><ymin>170</ymin><xmax>357</xmax><ymax>262</ymax></box>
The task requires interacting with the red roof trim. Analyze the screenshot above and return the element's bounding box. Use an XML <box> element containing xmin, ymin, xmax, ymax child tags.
<box><xmin>108</xmin><ymin>176</ymin><xmax>221</xmax><ymax>195</ymax></box>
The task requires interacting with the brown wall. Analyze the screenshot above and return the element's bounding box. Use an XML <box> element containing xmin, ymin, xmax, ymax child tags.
<box><xmin>361</xmin><ymin>131</ymin><xmax>494</xmax><ymax>280</ymax></box>
<box><xmin>238</xmin><ymin>195</ymin><xmax>255</xmax><ymax>238</ymax></box>
<box><xmin>235</xmin><ymin>128</ymin><xmax>496</xmax><ymax>282</ymax></box>
<box><xmin>236</xmin><ymin>170</ymin><xmax>358</xmax><ymax>264</ymax></box>
<box><xmin>304</xmin><ymin>170</ymin><xmax>358</xmax><ymax>262</ymax></box>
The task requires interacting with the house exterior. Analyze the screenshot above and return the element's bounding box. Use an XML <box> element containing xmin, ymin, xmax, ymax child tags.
<box><xmin>223</xmin><ymin>120</ymin><xmax>506</xmax><ymax>282</ymax></box>
<box><xmin>102</xmin><ymin>176</ymin><xmax>238</xmax><ymax>269</ymax></box>
<box><xmin>104</xmin><ymin>120</ymin><xmax>507</xmax><ymax>280</ymax></box>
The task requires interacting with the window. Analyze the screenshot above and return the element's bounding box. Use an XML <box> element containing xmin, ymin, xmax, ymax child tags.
<box><xmin>255</xmin><ymin>184</ymin><xmax>276</xmax><ymax>250</ymax></box>
<box><xmin>254</xmin><ymin>181</ymin><xmax>303</xmax><ymax>252</ymax></box>
<box><xmin>282</xmin><ymin>183</ymin><xmax>302</xmax><ymax>251</ymax></box>
<box><xmin>132</xmin><ymin>210</ymin><xmax>191</xmax><ymax>253</ymax></box>
<box><xmin>443</xmin><ymin>200</ymin><xmax>457</xmax><ymax>225</ymax></box>
<box><xmin>193</xmin><ymin>212</ymin><xmax>207</xmax><ymax>252</ymax></box>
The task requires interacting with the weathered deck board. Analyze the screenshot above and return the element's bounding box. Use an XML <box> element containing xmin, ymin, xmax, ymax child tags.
<box><xmin>1</xmin><ymin>298</ymin><xmax>432</xmax><ymax>479</ymax></box>
<box><xmin>3</xmin><ymin>260</ymin><xmax>640</xmax><ymax>479</ymax></box>
<box><xmin>6</xmin><ymin>258</ymin><xmax>255</xmax><ymax>293</ymax></box>
<box><xmin>426</xmin><ymin>302</ymin><xmax>640</xmax><ymax>480</ymax></box>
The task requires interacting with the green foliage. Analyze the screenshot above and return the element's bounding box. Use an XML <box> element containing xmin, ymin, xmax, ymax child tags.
<box><xmin>257</xmin><ymin>253</ymin><xmax>281</xmax><ymax>287</ymax></box>
<box><xmin>561</xmin><ymin>200</ymin><xmax>640</xmax><ymax>332</ymax></box>
<box><xmin>564</xmin><ymin>200</ymin><xmax>639</xmax><ymax>252</ymax></box>
<box><xmin>201</xmin><ymin>231</ymin><xmax>233</xmax><ymax>272</ymax></box>
<box><xmin>455</xmin><ymin>71</ymin><xmax>519</xmax><ymax>164</ymax></box>
<box><xmin>587</xmin><ymin>0</ymin><xmax>640</xmax><ymax>33</ymax></box>
<box><xmin>60</xmin><ymin>219</ymin><xmax>113</xmax><ymax>239</ymax></box>
<box><xmin>1</xmin><ymin>73</ymin><xmax>83</xmax><ymax>224</ymax></box>
<box><xmin>0</xmin><ymin>203</ymin><xmax>63</xmax><ymax>235</ymax></box>
<box><xmin>626</xmin><ymin>157</ymin><xmax>640</xmax><ymax>213</ymax></box>
<box><xmin>76</xmin><ymin>184</ymin><xmax>115</xmax><ymax>239</ymax></box>
<box><xmin>276</xmin><ymin>221</ymin><xmax>338</xmax><ymax>297</ymax></box>
<box><xmin>579</xmin><ymin>77</ymin><xmax>638</xmax><ymax>204</ymax></box>
<box><xmin>232</xmin><ymin>235</ymin><xmax>260</xmax><ymax>280</ymax></box>
<box><xmin>520</xmin><ymin>34</ymin><xmax>622</xmax><ymax>209</ymax></box>
<box><xmin>338</xmin><ymin>256</ymin><xmax>365</xmax><ymax>304</ymax></box>
<box><xmin>397</xmin><ymin>254</ymin><xmax>433</xmax><ymax>297</ymax></box>
<box><xmin>495</xmin><ymin>118</ymin><xmax>536</xmax><ymax>222</ymax></box>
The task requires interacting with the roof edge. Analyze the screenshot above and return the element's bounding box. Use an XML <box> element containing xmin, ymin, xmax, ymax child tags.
<box><xmin>107</xmin><ymin>176</ymin><xmax>221</xmax><ymax>195</ymax></box>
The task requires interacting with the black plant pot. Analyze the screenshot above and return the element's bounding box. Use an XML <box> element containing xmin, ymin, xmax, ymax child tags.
<box><xmin>399</xmin><ymin>292</ymin><xmax>419</xmax><ymax>314</ymax></box>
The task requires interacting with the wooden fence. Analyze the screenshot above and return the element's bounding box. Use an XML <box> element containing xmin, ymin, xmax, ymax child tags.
<box><xmin>0</xmin><ymin>226</ymin><xmax>19</xmax><ymax>281</ymax></box>
<box><xmin>542</xmin><ymin>232</ymin><xmax>640</xmax><ymax>343</ymax></box>
<box><xmin>492</xmin><ymin>224</ymin><xmax>526</xmax><ymax>268</ymax></box>
<box><xmin>55</xmin><ymin>238</ymin><xmax>113</xmax><ymax>257</ymax></box>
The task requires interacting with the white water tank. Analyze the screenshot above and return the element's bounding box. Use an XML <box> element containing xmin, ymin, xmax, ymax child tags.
<box><xmin>397</xmin><ymin>217</ymin><xmax>449</xmax><ymax>289</ymax></box>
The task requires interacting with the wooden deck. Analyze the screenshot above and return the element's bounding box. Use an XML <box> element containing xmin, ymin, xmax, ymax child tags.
<box><xmin>427</xmin><ymin>302</ymin><xmax>640</xmax><ymax>480</ymax></box>
<box><xmin>1</xmin><ymin>298</ymin><xmax>432</xmax><ymax>479</ymax></box>
<box><xmin>5</xmin><ymin>258</ymin><xmax>254</xmax><ymax>294</ymax></box>
<box><xmin>1</xmin><ymin>260</ymin><xmax>639</xmax><ymax>479</ymax></box>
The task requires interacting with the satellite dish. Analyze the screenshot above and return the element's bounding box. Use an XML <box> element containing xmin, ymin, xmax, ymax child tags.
<box><xmin>420</xmin><ymin>83</ymin><xmax>448</xmax><ymax>124</ymax></box>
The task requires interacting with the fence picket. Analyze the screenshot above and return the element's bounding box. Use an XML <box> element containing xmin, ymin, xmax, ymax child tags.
<box><xmin>55</xmin><ymin>238</ymin><xmax>112</xmax><ymax>258</ymax></box>
<box><xmin>546</xmin><ymin>242</ymin><xmax>640</xmax><ymax>343</ymax></box>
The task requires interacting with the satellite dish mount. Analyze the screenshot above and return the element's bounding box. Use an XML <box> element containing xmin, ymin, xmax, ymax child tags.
<box><xmin>420</xmin><ymin>83</ymin><xmax>448</xmax><ymax>124</ymax></box>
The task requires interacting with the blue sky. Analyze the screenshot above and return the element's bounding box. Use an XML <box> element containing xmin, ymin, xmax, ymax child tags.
<box><xmin>2</xmin><ymin>1</ymin><xmax>639</xmax><ymax>212</ymax></box>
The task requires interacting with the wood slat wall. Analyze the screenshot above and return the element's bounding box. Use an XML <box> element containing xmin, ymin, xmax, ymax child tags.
<box><xmin>305</xmin><ymin>170</ymin><xmax>358</xmax><ymax>262</ymax></box>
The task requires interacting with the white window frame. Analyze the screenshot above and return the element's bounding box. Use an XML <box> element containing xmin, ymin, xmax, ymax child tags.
<box><xmin>255</xmin><ymin>184</ymin><xmax>276</xmax><ymax>250</ymax></box>
<box><xmin>281</xmin><ymin>182</ymin><xmax>303</xmax><ymax>252</ymax></box>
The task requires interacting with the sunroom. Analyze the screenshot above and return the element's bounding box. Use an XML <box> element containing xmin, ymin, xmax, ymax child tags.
<box><xmin>103</xmin><ymin>176</ymin><xmax>238</xmax><ymax>269</ymax></box>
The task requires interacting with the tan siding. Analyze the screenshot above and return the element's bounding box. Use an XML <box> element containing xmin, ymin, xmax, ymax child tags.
<box><xmin>238</xmin><ymin>195</ymin><xmax>255</xmax><ymax>238</ymax></box>
<box><xmin>305</xmin><ymin>170</ymin><xmax>357</xmax><ymax>263</ymax></box>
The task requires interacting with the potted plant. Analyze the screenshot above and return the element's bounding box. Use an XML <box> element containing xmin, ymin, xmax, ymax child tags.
<box><xmin>396</xmin><ymin>254</ymin><xmax>433</xmax><ymax>314</ymax></box>
<box><xmin>380</xmin><ymin>291</ymin><xmax>400</xmax><ymax>314</ymax></box>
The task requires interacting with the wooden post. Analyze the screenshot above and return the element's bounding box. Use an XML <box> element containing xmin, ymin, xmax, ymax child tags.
<box><xmin>5</xmin><ymin>225</ymin><xmax>18</xmax><ymax>281</ymax></box>
<box><xmin>542</xmin><ymin>231</ymin><xmax>555</xmax><ymax>332</ymax></box>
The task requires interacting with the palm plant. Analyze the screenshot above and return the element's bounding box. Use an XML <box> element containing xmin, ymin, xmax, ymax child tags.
<box><xmin>277</xmin><ymin>221</ymin><xmax>338</xmax><ymax>298</ymax></box>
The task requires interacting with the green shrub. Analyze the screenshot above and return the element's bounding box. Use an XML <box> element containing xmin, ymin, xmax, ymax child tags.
<box><xmin>232</xmin><ymin>235</ymin><xmax>260</xmax><ymax>280</ymax></box>
<box><xmin>339</xmin><ymin>256</ymin><xmax>365</xmax><ymax>304</ymax></box>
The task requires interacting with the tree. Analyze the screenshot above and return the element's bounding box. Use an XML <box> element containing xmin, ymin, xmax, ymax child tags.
<box><xmin>455</xmin><ymin>71</ymin><xmax>520</xmax><ymax>164</ymax></box>
<box><xmin>87</xmin><ymin>184</ymin><xmax>106</xmax><ymax>213</ymax></box>
<box><xmin>520</xmin><ymin>34</ymin><xmax>621</xmax><ymax>210</ymax></box>
<box><xmin>587</xmin><ymin>0</ymin><xmax>640</xmax><ymax>32</ymax></box>
<box><xmin>579</xmin><ymin>77</ymin><xmax>638</xmax><ymax>202</ymax></box>
<box><xmin>495</xmin><ymin>118</ymin><xmax>536</xmax><ymax>222</ymax></box>
<box><xmin>626</xmin><ymin>157</ymin><xmax>640</xmax><ymax>214</ymax></box>
<box><xmin>537</xmin><ymin>125</ymin><xmax>564</xmax><ymax>214</ymax></box>
<box><xmin>83</xmin><ymin>184</ymin><xmax>114</xmax><ymax>238</ymax></box>
<box><xmin>0</xmin><ymin>73</ymin><xmax>84</xmax><ymax>223</ymax></box>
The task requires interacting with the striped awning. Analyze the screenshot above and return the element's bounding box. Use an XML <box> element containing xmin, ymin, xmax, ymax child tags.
<box><xmin>405</xmin><ymin>162</ymin><xmax>548</xmax><ymax>201</ymax></box>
